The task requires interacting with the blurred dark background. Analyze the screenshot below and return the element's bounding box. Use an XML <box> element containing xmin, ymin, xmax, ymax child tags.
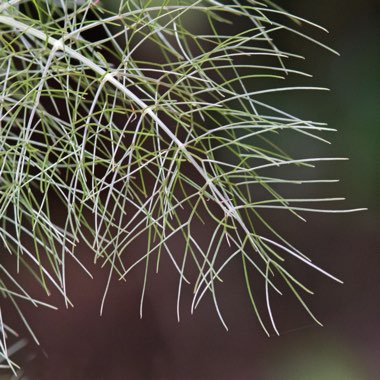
<box><xmin>1</xmin><ymin>1</ymin><xmax>379</xmax><ymax>379</ymax></box>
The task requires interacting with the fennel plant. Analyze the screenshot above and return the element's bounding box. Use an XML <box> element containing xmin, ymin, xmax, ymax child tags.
<box><xmin>0</xmin><ymin>0</ymin><xmax>364</xmax><ymax>373</ymax></box>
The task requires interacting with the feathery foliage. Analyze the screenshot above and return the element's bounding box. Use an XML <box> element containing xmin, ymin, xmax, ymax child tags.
<box><xmin>0</xmin><ymin>0</ymin><xmax>364</xmax><ymax>372</ymax></box>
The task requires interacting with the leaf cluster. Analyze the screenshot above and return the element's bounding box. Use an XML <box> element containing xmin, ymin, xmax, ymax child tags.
<box><xmin>0</xmin><ymin>0</ymin><xmax>363</xmax><ymax>372</ymax></box>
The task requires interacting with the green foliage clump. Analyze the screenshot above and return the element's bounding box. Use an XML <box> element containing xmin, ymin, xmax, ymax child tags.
<box><xmin>0</xmin><ymin>0</ymin><xmax>364</xmax><ymax>372</ymax></box>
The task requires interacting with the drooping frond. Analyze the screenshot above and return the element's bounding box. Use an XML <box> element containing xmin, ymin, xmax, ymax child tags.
<box><xmin>0</xmin><ymin>0</ymin><xmax>364</xmax><ymax>370</ymax></box>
